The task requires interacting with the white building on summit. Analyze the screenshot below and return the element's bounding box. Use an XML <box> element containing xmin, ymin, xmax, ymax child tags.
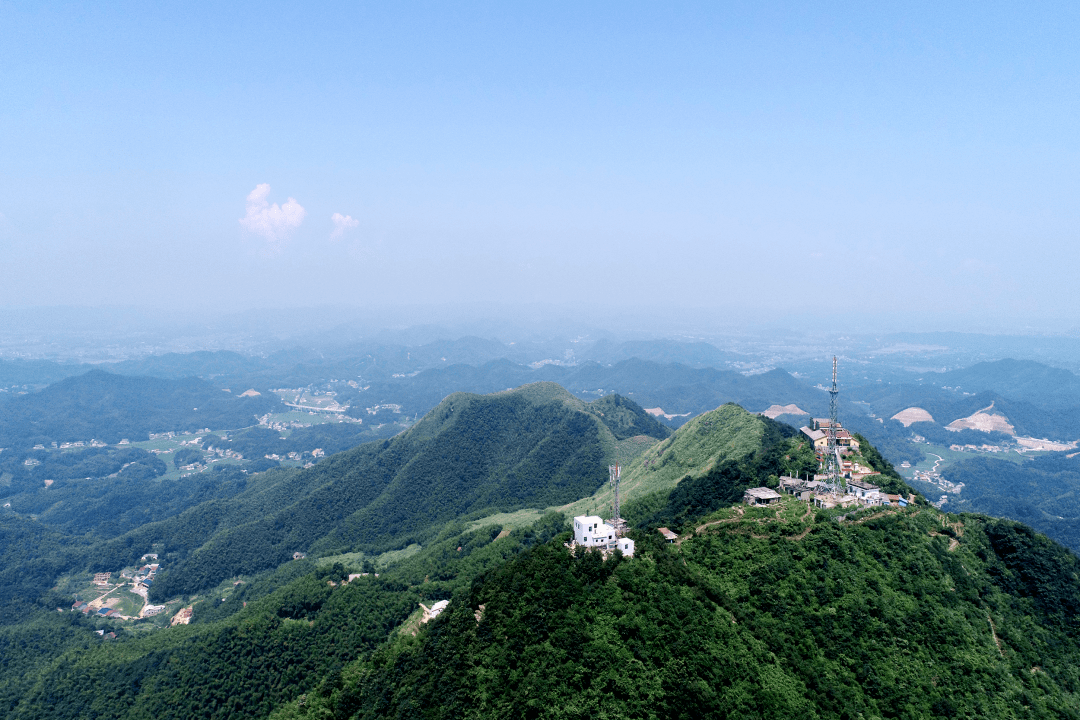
<box><xmin>573</xmin><ymin>515</ymin><xmax>616</xmax><ymax>549</ymax></box>
<box><xmin>572</xmin><ymin>515</ymin><xmax>635</xmax><ymax>557</ymax></box>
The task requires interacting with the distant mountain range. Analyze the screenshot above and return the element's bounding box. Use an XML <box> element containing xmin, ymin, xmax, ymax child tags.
<box><xmin>6</xmin><ymin>352</ymin><xmax>1080</xmax><ymax>456</ymax></box>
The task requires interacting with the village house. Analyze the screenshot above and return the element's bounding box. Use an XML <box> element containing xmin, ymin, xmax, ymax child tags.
<box><xmin>743</xmin><ymin>487</ymin><xmax>782</xmax><ymax>506</ymax></box>
<box><xmin>814</xmin><ymin>493</ymin><xmax>860</xmax><ymax>510</ymax></box>
<box><xmin>569</xmin><ymin>516</ymin><xmax>634</xmax><ymax>557</ymax></box>
<box><xmin>846</xmin><ymin>479</ymin><xmax>880</xmax><ymax>500</ymax></box>
<box><xmin>801</xmin><ymin>427</ymin><xmax>828</xmax><ymax>452</ymax></box>
<box><xmin>657</xmin><ymin>527</ymin><xmax>678</xmax><ymax>543</ymax></box>
<box><xmin>886</xmin><ymin>494</ymin><xmax>914</xmax><ymax>507</ymax></box>
<box><xmin>779</xmin><ymin>476</ymin><xmax>829</xmax><ymax>499</ymax></box>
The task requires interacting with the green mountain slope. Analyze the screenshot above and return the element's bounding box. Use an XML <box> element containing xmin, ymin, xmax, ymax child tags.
<box><xmin>943</xmin><ymin>452</ymin><xmax>1080</xmax><ymax>553</ymax></box>
<box><xmin>278</xmin><ymin>504</ymin><xmax>1080</xmax><ymax>720</ymax></box>
<box><xmin>149</xmin><ymin>383</ymin><xmax>666</xmax><ymax>599</ymax></box>
<box><xmin>6</xmin><ymin>515</ymin><xmax>568</xmax><ymax>720</ymax></box>
<box><xmin>563</xmin><ymin>403</ymin><xmax>823</xmax><ymax>521</ymax></box>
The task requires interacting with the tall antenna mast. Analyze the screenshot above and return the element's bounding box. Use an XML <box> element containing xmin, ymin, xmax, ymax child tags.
<box><xmin>609</xmin><ymin>462</ymin><xmax>622</xmax><ymax>536</ymax></box>
<box><xmin>826</xmin><ymin>356</ymin><xmax>841</xmax><ymax>490</ymax></box>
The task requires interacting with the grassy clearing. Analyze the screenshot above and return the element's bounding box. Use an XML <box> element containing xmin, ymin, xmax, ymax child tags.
<box><xmin>316</xmin><ymin>543</ymin><xmax>424</xmax><ymax>571</ymax></box>
<box><xmin>109</xmin><ymin>588</ymin><xmax>144</xmax><ymax>617</ymax></box>
<box><xmin>467</xmin><ymin>508</ymin><xmax>547</xmax><ymax>532</ymax></box>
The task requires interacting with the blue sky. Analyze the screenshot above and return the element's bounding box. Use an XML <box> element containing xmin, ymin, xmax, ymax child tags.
<box><xmin>1</xmin><ymin>1</ymin><xmax>1078</xmax><ymax>329</ymax></box>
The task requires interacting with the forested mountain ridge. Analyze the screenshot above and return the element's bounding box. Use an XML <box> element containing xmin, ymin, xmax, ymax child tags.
<box><xmin>943</xmin><ymin>452</ymin><xmax>1080</xmax><ymax>553</ymax></box>
<box><xmin>0</xmin><ymin>370</ymin><xmax>276</xmax><ymax>448</ymax></box>
<box><xmin>932</xmin><ymin>358</ymin><xmax>1080</xmax><ymax>410</ymax></box>
<box><xmin>566</xmin><ymin>402</ymin><xmax>914</xmax><ymax>530</ymax></box>
<box><xmin>562</xmin><ymin>402</ymin><xmax>771</xmax><ymax>519</ymax></box>
<box><xmin>148</xmin><ymin>383</ymin><xmax>668</xmax><ymax>599</ymax></box>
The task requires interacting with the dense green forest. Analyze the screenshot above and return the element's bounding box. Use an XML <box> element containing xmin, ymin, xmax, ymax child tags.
<box><xmin>7</xmin><ymin>464</ymin><xmax>252</xmax><ymax>539</ymax></box>
<box><xmin>4</xmin><ymin>516</ymin><xmax>567</xmax><ymax>719</ymax></box>
<box><xmin>274</xmin><ymin>508</ymin><xmax>1080</xmax><ymax>720</ymax></box>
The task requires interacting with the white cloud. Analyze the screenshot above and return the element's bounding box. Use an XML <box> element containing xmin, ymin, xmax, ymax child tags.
<box><xmin>239</xmin><ymin>184</ymin><xmax>306</xmax><ymax>246</ymax></box>
<box><xmin>330</xmin><ymin>212</ymin><xmax>359</xmax><ymax>240</ymax></box>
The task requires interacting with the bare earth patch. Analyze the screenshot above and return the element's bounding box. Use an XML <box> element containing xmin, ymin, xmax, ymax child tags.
<box><xmin>946</xmin><ymin>402</ymin><xmax>1015</xmax><ymax>435</ymax></box>
<box><xmin>891</xmin><ymin>407</ymin><xmax>934</xmax><ymax>426</ymax></box>
<box><xmin>760</xmin><ymin>404</ymin><xmax>808</xmax><ymax>419</ymax></box>
<box><xmin>1017</xmin><ymin>437</ymin><xmax>1079</xmax><ymax>452</ymax></box>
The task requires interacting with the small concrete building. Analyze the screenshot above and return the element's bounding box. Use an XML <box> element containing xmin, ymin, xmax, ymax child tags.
<box><xmin>616</xmin><ymin>538</ymin><xmax>635</xmax><ymax>557</ymax></box>
<box><xmin>573</xmin><ymin>515</ymin><xmax>616</xmax><ymax>550</ymax></box>
<box><xmin>743</xmin><ymin>487</ymin><xmax>782</xmax><ymax>506</ymax></box>
<box><xmin>778</xmin><ymin>476</ymin><xmax>804</xmax><ymax>493</ymax></box>
<box><xmin>847</xmin><ymin>479</ymin><xmax>880</xmax><ymax>500</ymax></box>
<box><xmin>886</xmin><ymin>494</ymin><xmax>909</xmax><ymax>508</ymax></box>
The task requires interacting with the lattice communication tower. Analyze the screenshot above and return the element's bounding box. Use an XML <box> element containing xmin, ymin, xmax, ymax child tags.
<box><xmin>609</xmin><ymin>463</ymin><xmax>624</xmax><ymax>537</ymax></box>
<box><xmin>826</xmin><ymin>356</ymin><xmax>841</xmax><ymax>490</ymax></box>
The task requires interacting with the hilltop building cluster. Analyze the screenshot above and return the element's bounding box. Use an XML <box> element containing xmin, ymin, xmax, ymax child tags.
<box><xmin>769</xmin><ymin>475</ymin><xmax>913</xmax><ymax>510</ymax></box>
<box><xmin>742</xmin><ymin>477</ymin><xmax>912</xmax><ymax>510</ymax></box>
